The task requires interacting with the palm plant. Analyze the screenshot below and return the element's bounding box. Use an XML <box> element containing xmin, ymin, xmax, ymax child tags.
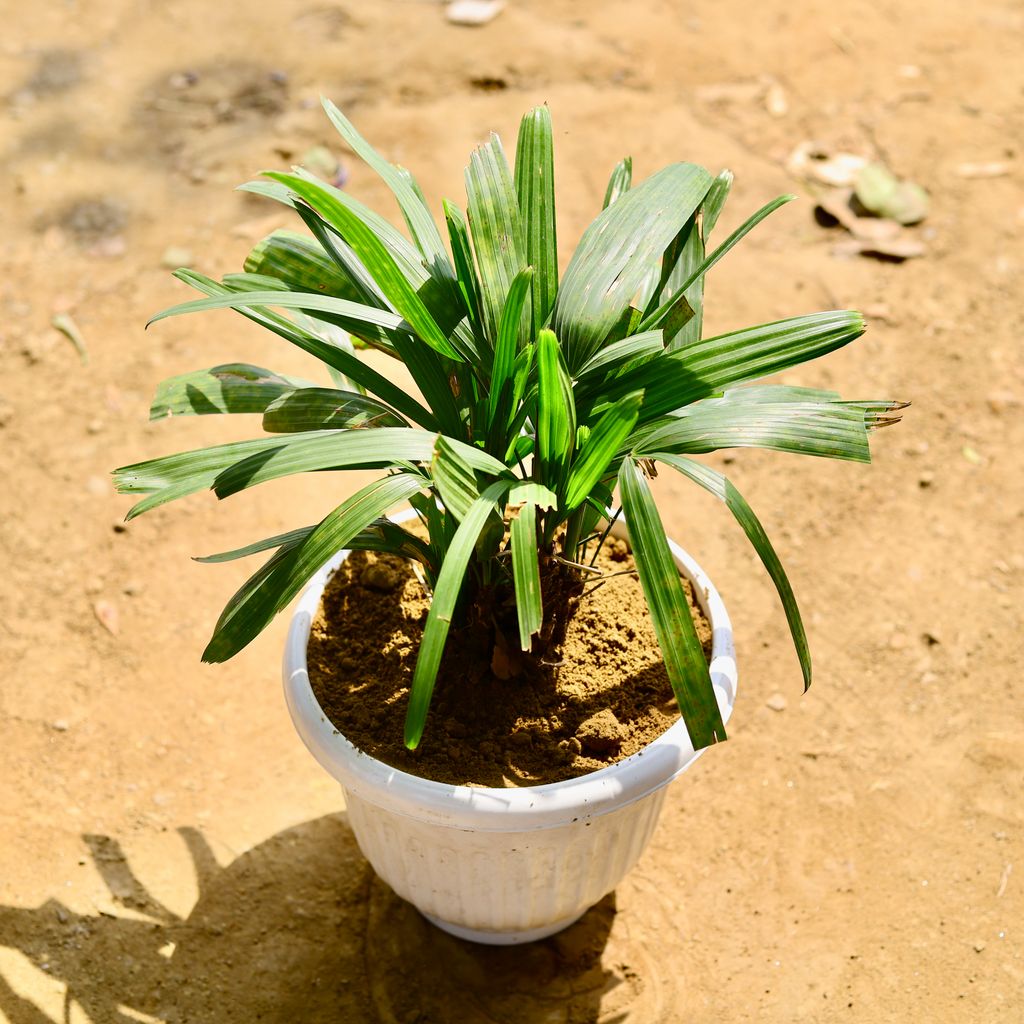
<box><xmin>114</xmin><ymin>102</ymin><xmax>904</xmax><ymax>753</ymax></box>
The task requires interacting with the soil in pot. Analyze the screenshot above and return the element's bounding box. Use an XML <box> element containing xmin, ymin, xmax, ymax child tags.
<box><xmin>307</xmin><ymin>536</ymin><xmax>712</xmax><ymax>787</ymax></box>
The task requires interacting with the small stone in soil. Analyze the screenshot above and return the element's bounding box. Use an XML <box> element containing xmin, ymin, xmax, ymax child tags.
<box><xmin>359</xmin><ymin>562</ymin><xmax>401</xmax><ymax>593</ymax></box>
<box><xmin>766</xmin><ymin>693</ymin><xmax>788</xmax><ymax>712</ymax></box>
<box><xmin>576</xmin><ymin>708</ymin><xmax>625</xmax><ymax>756</ymax></box>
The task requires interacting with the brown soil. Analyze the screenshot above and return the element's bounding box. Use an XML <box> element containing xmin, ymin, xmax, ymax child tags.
<box><xmin>2</xmin><ymin>2</ymin><xmax>1023</xmax><ymax>1021</ymax></box>
<box><xmin>308</xmin><ymin>537</ymin><xmax>712</xmax><ymax>787</ymax></box>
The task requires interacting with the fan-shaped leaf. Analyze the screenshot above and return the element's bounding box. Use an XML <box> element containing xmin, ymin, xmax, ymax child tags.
<box><xmin>554</xmin><ymin>163</ymin><xmax>713</xmax><ymax>373</ymax></box>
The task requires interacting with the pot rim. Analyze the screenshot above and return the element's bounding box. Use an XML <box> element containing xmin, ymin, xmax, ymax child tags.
<box><xmin>283</xmin><ymin>509</ymin><xmax>738</xmax><ymax>831</ymax></box>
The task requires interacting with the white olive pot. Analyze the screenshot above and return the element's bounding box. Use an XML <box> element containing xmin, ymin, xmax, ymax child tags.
<box><xmin>283</xmin><ymin>514</ymin><xmax>738</xmax><ymax>945</ymax></box>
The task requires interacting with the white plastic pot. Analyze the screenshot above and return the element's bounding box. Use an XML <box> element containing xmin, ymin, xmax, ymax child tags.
<box><xmin>283</xmin><ymin>513</ymin><xmax>738</xmax><ymax>945</ymax></box>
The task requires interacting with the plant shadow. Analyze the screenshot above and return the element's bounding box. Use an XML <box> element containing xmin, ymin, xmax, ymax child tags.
<box><xmin>0</xmin><ymin>814</ymin><xmax>664</xmax><ymax>1023</ymax></box>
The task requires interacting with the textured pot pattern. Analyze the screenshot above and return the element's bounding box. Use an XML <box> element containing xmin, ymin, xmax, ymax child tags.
<box><xmin>283</xmin><ymin>515</ymin><xmax>738</xmax><ymax>944</ymax></box>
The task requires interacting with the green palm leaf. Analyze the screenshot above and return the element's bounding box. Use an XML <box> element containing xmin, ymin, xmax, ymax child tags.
<box><xmin>170</xmin><ymin>270</ymin><xmax>436</xmax><ymax>428</ymax></box>
<box><xmin>554</xmin><ymin>162</ymin><xmax>713</xmax><ymax>373</ymax></box>
<box><xmin>588</xmin><ymin>310</ymin><xmax>867</xmax><ymax>422</ymax></box>
<box><xmin>210</xmin><ymin>428</ymin><xmax>506</xmax><ymax>499</ymax></box>
<box><xmin>536</xmin><ymin>329</ymin><xmax>576</xmax><ymax>487</ymax></box>
<box><xmin>652</xmin><ymin>453</ymin><xmax>811</xmax><ymax>691</ymax></box>
<box><xmin>511</xmin><ymin>503</ymin><xmax>542</xmax><ymax>650</ymax></box>
<box><xmin>321</xmin><ymin>98</ymin><xmax>453</xmax><ymax>279</ymax></box>
<box><xmin>619</xmin><ymin>459</ymin><xmax>725</xmax><ymax>750</ymax></box>
<box><xmin>639</xmin><ymin>194</ymin><xmax>795</xmax><ymax>336</ymax></box>
<box><xmin>264</xmin><ymin>172</ymin><xmax>463</xmax><ymax>362</ymax></box>
<box><xmin>634</xmin><ymin>397</ymin><xmax>874</xmax><ymax>463</ymax></box>
<box><xmin>564</xmin><ymin>391</ymin><xmax>643</xmax><ymax>509</ymax></box>
<box><xmin>243</xmin><ymin>230</ymin><xmax>360</xmax><ymax>301</ymax></box>
<box><xmin>514</xmin><ymin>106</ymin><xmax>558</xmax><ymax>335</ymax></box>
<box><xmin>466</xmin><ymin>135</ymin><xmax>529</xmax><ymax>347</ymax></box>
<box><xmin>151</xmin><ymin>364</ymin><xmax>313</xmax><ymax>419</ymax></box>
<box><xmin>602</xmin><ymin>157</ymin><xmax>632</xmax><ymax>209</ymax></box>
<box><xmin>405</xmin><ymin>481</ymin><xmax>513</xmax><ymax>748</ymax></box>
<box><xmin>203</xmin><ymin>473</ymin><xmax>425</xmax><ymax>662</ymax></box>
<box><xmin>261</xmin><ymin>388</ymin><xmax>406</xmax><ymax>432</ymax></box>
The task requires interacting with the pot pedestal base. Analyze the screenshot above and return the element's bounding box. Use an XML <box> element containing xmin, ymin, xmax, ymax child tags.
<box><xmin>422</xmin><ymin>907</ymin><xmax>588</xmax><ymax>945</ymax></box>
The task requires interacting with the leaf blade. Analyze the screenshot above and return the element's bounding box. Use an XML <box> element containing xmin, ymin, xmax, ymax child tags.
<box><xmin>511</xmin><ymin>504</ymin><xmax>543</xmax><ymax>650</ymax></box>
<box><xmin>264</xmin><ymin>172</ymin><xmax>463</xmax><ymax>361</ymax></box>
<box><xmin>554</xmin><ymin>162</ymin><xmax>713</xmax><ymax>372</ymax></box>
<box><xmin>653</xmin><ymin>453</ymin><xmax>811</xmax><ymax>690</ymax></box>
<box><xmin>203</xmin><ymin>473</ymin><xmax>424</xmax><ymax>662</ymax></box>
<box><xmin>515</xmin><ymin>106</ymin><xmax>558</xmax><ymax>334</ymax></box>
<box><xmin>405</xmin><ymin>480</ymin><xmax>512</xmax><ymax>748</ymax></box>
<box><xmin>564</xmin><ymin>390</ymin><xmax>643</xmax><ymax>509</ymax></box>
<box><xmin>150</xmin><ymin>364</ymin><xmax>312</xmax><ymax>420</ymax></box>
<box><xmin>465</xmin><ymin>135</ymin><xmax>529</xmax><ymax>346</ymax></box>
<box><xmin>619</xmin><ymin>459</ymin><xmax>726</xmax><ymax>750</ymax></box>
<box><xmin>639</xmin><ymin>194</ymin><xmax>795</xmax><ymax>335</ymax></box>
<box><xmin>602</xmin><ymin>157</ymin><xmax>632</xmax><ymax>209</ymax></box>
<box><xmin>261</xmin><ymin>387</ymin><xmax>406</xmax><ymax>432</ymax></box>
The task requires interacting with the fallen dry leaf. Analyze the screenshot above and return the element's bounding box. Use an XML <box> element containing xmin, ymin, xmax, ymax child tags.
<box><xmin>832</xmin><ymin>236</ymin><xmax>926</xmax><ymax>261</ymax></box>
<box><xmin>787</xmin><ymin>142</ymin><xmax>868</xmax><ymax>187</ymax></box>
<box><xmin>816</xmin><ymin>190</ymin><xmax>902</xmax><ymax>241</ymax></box>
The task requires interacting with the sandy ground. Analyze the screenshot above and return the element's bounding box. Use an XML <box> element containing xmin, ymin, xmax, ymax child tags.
<box><xmin>1</xmin><ymin>0</ymin><xmax>1022</xmax><ymax>1020</ymax></box>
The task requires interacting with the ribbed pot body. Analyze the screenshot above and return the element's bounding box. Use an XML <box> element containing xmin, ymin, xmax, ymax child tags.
<box><xmin>283</xmin><ymin>516</ymin><xmax>738</xmax><ymax>944</ymax></box>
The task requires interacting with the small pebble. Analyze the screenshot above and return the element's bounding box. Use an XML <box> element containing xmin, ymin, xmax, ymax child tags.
<box><xmin>93</xmin><ymin>599</ymin><xmax>120</xmax><ymax>636</ymax></box>
<box><xmin>51</xmin><ymin>719</ymin><xmax>70</xmax><ymax>732</ymax></box>
<box><xmin>973</xmin><ymin>940</ymin><xmax>986</xmax><ymax>953</ymax></box>
<box><xmin>575</xmin><ymin>708</ymin><xmax>624</xmax><ymax>755</ymax></box>
<box><xmin>918</xmin><ymin>471</ymin><xmax>934</xmax><ymax>488</ymax></box>
<box><xmin>168</xmin><ymin>70</ymin><xmax>198</xmax><ymax>90</ymax></box>
<box><xmin>765</xmin><ymin>693</ymin><xmax>788</xmax><ymax>712</ymax></box>
<box><xmin>360</xmin><ymin>562</ymin><xmax>401</xmax><ymax>593</ymax></box>
<box><xmin>446</xmin><ymin>0</ymin><xmax>505</xmax><ymax>26</ymax></box>
<box><xmin>987</xmin><ymin>390</ymin><xmax>1019</xmax><ymax>414</ymax></box>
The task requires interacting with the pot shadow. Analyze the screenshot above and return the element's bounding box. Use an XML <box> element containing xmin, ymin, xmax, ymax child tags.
<box><xmin>0</xmin><ymin>814</ymin><xmax>672</xmax><ymax>1023</ymax></box>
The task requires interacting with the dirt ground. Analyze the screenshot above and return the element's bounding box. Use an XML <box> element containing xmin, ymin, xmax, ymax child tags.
<box><xmin>1</xmin><ymin>0</ymin><xmax>1022</xmax><ymax>1020</ymax></box>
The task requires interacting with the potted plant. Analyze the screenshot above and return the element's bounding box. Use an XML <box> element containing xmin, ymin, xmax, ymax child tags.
<box><xmin>115</xmin><ymin>102</ymin><xmax>904</xmax><ymax>944</ymax></box>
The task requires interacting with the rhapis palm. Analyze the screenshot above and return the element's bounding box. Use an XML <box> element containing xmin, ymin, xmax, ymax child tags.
<box><xmin>115</xmin><ymin>102</ymin><xmax>905</xmax><ymax>751</ymax></box>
